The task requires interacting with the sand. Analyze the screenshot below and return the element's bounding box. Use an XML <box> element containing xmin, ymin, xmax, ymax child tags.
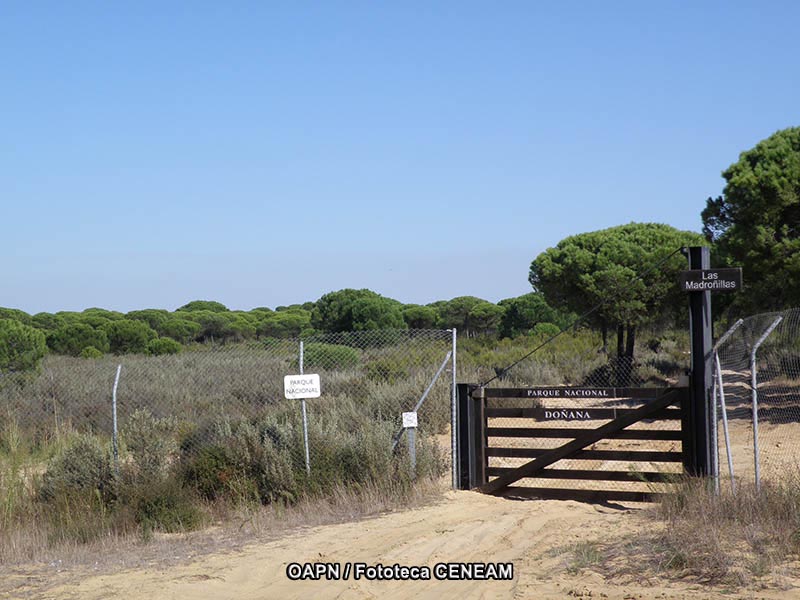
<box><xmin>25</xmin><ymin>487</ymin><xmax>798</xmax><ymax>600</ymax></box>
<box><xmin>10</xmin><ymin>406</ymin><xmax>800</xmax><ymax>599</ymax></box>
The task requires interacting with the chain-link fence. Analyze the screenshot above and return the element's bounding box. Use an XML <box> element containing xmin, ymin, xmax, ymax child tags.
<box><xmin>0</xmin><ymin>329</ymin><xmax>456</xmax><ymax>502</ymax></box>
<box><xmin>714</xmin><ymin>308</ymin><xmax>800</xmax><ymax>491</ymax></box>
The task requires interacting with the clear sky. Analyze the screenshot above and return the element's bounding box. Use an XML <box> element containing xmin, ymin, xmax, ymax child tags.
<box><xmin>2</xmin><ymin>1</ymin><xmax>798</xmax><ymax>314</ymax></box>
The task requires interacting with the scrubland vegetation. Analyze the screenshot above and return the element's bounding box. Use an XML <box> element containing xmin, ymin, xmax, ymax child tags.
<box><xmin>0</xmin><ymin>320</ymin><xmax>695</xmax><ymax>564</ymax></box>
<box><xmin>0</xmin><ymin>127</ymin><xmax>798</xmax><ymax>584</ymax></box>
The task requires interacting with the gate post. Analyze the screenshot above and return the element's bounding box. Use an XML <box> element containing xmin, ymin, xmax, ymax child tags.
<box><xmin>456</xmin><ymin>384</ymin><xmax>486</xmax><ymax>489</ymax></box>
<box><xmin>687</xmin><ymin>246</ymin><xmax>713</xmax><ymax>477</ymax></box>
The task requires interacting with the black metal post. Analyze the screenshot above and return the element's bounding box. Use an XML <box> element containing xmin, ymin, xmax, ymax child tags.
<box><xmin>456</xmin><ymin>383</ymin><xmax>486</xmax><ymax>489</ymax></box>
<box><xmin>457</xmin><ymin>383</ymin><xmax>473</xmax><ymax>489</ymax></box>
<box><xmin>687</xmin><ymin>246</ymin><xmax>713</xmax><ymax>476</ymax></box>
<box><xmin>472</xmin><ymin>387</ymin><xmax>486</xmax><ymax>487</ymax></box>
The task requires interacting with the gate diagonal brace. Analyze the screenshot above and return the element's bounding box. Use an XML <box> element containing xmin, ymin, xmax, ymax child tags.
<box><xmin>479</xmin><ymin>389</ymin><xmax>683</xmax><ymax>495</ymax></box>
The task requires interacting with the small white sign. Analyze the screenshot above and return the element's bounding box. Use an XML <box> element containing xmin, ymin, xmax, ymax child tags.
<box><xmin>284</xmin><ymin>374</ymin><xmax>321</xmax><ymax>399</ymax></box>
<box><xmin>402</xmin><ymin>411</ymin><xmax>418</xmax><ymax>428</ymax></box>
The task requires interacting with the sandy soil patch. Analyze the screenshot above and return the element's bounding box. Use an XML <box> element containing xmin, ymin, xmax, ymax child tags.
<box><xmin>22</xmin><ymin>489</ymin><xmax>799</xmax><ymax>600</ymax></box>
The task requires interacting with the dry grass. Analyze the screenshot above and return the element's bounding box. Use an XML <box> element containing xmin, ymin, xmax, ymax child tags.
<box><xmin>598</xmin><ymin>475</ymin><xmax>800</xmax><ymax>588</ymax></box>
<box><xmin>0</xmin><ymin>474</ymin><xmax>447</xmax><ymax>598</ymax></box>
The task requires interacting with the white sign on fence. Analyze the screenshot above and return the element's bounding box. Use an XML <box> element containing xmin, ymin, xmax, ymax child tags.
<box><xmin>402</xmin><ymin>411</ymin><xmax>418</xmax><ymax>428</ymax></box>
<box><xmin>284</xmin><ymin>374</ymin><xmax>321</xmax><ymax>399</ymax></box>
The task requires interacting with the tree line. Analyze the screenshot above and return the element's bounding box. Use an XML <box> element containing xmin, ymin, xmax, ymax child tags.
<box><xmin>0</xmin><ymin>290</ymin><xmax>574</xmax><ymax>371</ymax></box>
<box><xmin>1</xmin><ymin>127</ymin><xmax>798</xmax><ymax>374</ymax></box>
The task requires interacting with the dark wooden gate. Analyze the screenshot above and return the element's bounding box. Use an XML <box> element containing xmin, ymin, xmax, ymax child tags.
<box><xmin>457</xmin><ymin>384</ymin><xmax>690</xmax><ymax>502</ymax></box>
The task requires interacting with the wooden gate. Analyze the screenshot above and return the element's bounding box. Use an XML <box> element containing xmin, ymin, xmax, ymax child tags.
<box><xmin>457</xmin><ymin>384</ymin><xmax>690</xmax><ymax>502</ymax></box>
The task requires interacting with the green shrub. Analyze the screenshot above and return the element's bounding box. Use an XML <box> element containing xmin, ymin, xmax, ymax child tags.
<box><xmin>181</xmin><ymin>445</ymin><xmax>237</xmax><ymax>500</ymax></box>
<box><xmin>146</xmin><ymin>337</ymin><xmax>182</xmax><ymax>356</ymax></box>
<box><xmin>40</xmin><ymin>435</ymin><xmax>114</xmax><ymax>502</ymax></box>
<box><xmin>158</xmin><ymin>317</ymin><xmax>202</xmax><ymax>343</ymax></box>
<box><xmin>531</xmin><ymin>322</ymin><xmax>561</xmax><ymax>338</ymax></box>
<box><xmin>127</xmin><ymin>477</ymin><xmax>204</xmax><ymax>535</ymax></box>
<box><xmin>80</xmin><ymin>346</ymin><xmax>103</xmax><ymax>359</ymax></box>
<box><xmin>0</xmin><ymin>319</ymin><xmax>47</xmax><ymax>373</ymax></box>
<box><xmin>122</xmin><ymin>409</ymin><xmax>177</xmax><ymax>481</ymax></box>
<box><xmin>47</xmin><ymin>322</ymin><xmax>109</xmax><ymax>356</ymax></box>
<box><xmin>177</xmin><ymin>300</ymin><xmax>229</xmax><ymax>313</ymax></box>
<box><xmin>364</xmin><ymin>358</ymin><xmax>408</xmax><ymax>383</ymax></box>
<box><xmin>103</xmin><ymin>319</ymin><xmax>157</xmax><ymax>354</ymax></box>
<box><xmin>230</xmin><ymin>421</ymin><xmax>297</xmax><ymax>504</ymax></box>
<box><xmin>300</xmin><ymin>343</ymin><xmax>360</xmax><ymax>370</ymax></box>
<box><xmin>257</xmin><ymin>309</ymin><xmax>311</xmax><ymax>338</ymax></box>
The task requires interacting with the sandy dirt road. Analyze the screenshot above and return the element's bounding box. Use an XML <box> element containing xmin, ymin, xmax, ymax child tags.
<box><xmin>31</xmin><ymin>488</ymin><xmax>799</xmax><ymax>600</ymax></box>
<box><xmin>8</xmin><ymin>416</ymin><xmax>800</xmax><ymax>600</ymax></box>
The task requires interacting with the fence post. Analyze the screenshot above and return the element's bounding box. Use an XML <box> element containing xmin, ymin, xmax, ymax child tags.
<box><xmin>111</xmin><ymin>364</ymin><xmax>122</xmax><ymax>477</ymax></box>
<box><xmin>299</xmin><ymin>340</ymin><xmax>311</xmax><ymax>475</ymax></box>
<box><xmin>712</xmin><ymin>318</ymin><xmax>743</xmax><ymax>495</ymax></box>
<box><xmin>711</xmin><ymin>363</ymin><xmax>719</xmax><ymax>494</ymax></box>
<box><xmin>715</xmin><ymin>352</ymin><xmax>735</xmax><ymax>494</ymax></box>
<box><xmin>451</xmin><ymin>328</ymin><xmax>458</xmax><ymax>490</ymax></box>
<box><xmin>751</xmin><ymin>316</ymin><xmax>783</xmax><ymax>490</ymax></box>
<box><xmin>402</xmin><ymin>411</ymin><xmax>418</xmax><ymax>479</ymax></box>
<box><xmin>456</xmin><ymin>384</ymin><xmax>472</xmax><ymax>489</ymax></box>
<box><xmin>456</xmin><ymin>384</ymin><xmax>485</xmax><ymax>490</ymax></box>
<box><xmin>687</xmin><ymin>246</ymin><xmax>713</xmax><ymax>477</ymax></box>
<box><xmin>407</xmin><ymin>426</ymin><xmax>416</xmax><ymax>477</ymax></box>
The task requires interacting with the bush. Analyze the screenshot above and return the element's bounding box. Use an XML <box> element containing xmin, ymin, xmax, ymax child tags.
<box><xmin>300</xmin><ymin>343</ymin><xmax>360</xmax><ymax>370</ymax></box>
<box><xmin>0</xmin><ymin>319</ymin><xmax>47</xmax><ymax>373</ymax></box>
<box><xmin>181</xmin><ymin>445</ymin><xmax>237</xmax><ymax>501</ymax></box>
<box><xmin>122</xmin><ymin>409</ymin><xmax>177</xmax><ymax>481</ymax></box>
<box><xmin>146</xmin><ymin>337</ymin><xmax>182</xmax><ymax>356</ymax></box>
<box><xmin>364</xmin><ymin>358</ymin><xmax>408</xmax><ymax>383</ymax></box>
<box><xmin>180</xmin><ymin>416</ymin><xmax>298</xmax><ymax>505</ymax></box>
<box><xmin>103</xmin><ymin>319</ymin><xmax>157</xmax><ymax>354</ymax></box>
<box><xmin>230</xmin><ymin>421</ymin><xmax>298</xmax><ymax>503</ymax></box>
<box><xmin>80</xmin><ymin>346</ymin><xmax>103</xmax><ymax>359</ymax></box>
<box><xmin>531</xmin><ymin>322</ymin><xmax>561</xmax><ymax>338</ymax></box>
<box><xmin>177</xmin><ymin>300</ymin><xmax>229</xmax><ymax>313</ymax></box>
<box><xmin>257</xmin><ymin>310</ymin><xmax>311</xmax><ymax>338</ymax></box>
<box><xmin>40</xmin><ymin>434</ymin><xmax>114</xmax><ymax>502</ymax></box>
<box><xmin>158</xmin><ymin>317</ymin><xmax>202</xmax><ymax>343</ymax></box>
<box><xmin>47</xmin><ymin>322</ymin><xmax>109</xmax><ymax>356</ymax></box>
<box><xmin>126</xmin><ymin>478</ymin><xmax>205</xmax><ymax>535</ymax></box>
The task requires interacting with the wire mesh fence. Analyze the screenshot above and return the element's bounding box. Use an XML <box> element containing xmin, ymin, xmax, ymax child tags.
<box><xmin>0</xmin><ymin>329</ymin><xmax>456</xmax><ymax>501</ymax></box>
<box><xmin>714</xmin><ymin>308</ymin><xmax>800</xmax><ymax>490</ymax></box>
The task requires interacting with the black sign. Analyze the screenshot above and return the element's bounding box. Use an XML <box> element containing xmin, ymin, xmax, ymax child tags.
<box><xmin>539</xmin><ymin>408</ymin><xmax>608</xmax><ymax>421</ymax></box>
<box><xmin>525</xmin><ymin>388</ymin><xmax>612</xmax><ymax>398</ymax></box>
<box><xmin>680</xmin><ymin>268</ymin><xmax>742</xmax><ymax>293</ymax></box>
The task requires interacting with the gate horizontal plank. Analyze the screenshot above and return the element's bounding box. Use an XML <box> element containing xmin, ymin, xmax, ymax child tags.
<box><xmin>483</xmin><ymin>387</ymin><xmax>683</xmax><ymax>399</ymax></box>
<box><xmin>486</xmin><ymin>467</ymin><xmax>679</xmax><ymax>482</ymax></box>
<box><xmin>487</xmin><ymin>447</ymin><xmax>683</xmax><ymax>462</ymax></box>
<box><xmin>485</xmin><ymin>407</ymin><xmax>682</xmax><ymax>420</ymax></box>
<box><xmin>486</xmin><ymin>427</ymin><xmax>682</xmax><ymax>440</ymax></box>
<box><xmin>500</xmin><ymin>486</ymin><xmax>663</xmax><ymax>503</ymax></box>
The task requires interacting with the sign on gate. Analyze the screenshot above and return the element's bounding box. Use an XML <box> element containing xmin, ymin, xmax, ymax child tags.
<box><xmin>284</xmin><ymin>374</ymin><xmax>321</xmax><ymax>399</ymax></box>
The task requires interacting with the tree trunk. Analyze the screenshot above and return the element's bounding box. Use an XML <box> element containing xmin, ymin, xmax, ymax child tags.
<box><xmin>625</xmin><ymin>325</ymin><xmax>636</xmax><ymax>358</ymax></box>
<box><xmin>600</xmin><ymin>321</ymin><xmax>608</xmax><ymax>354</ymax></box>
<box><xmin>616</xmin><ymin>324</ymin><xmax>624</xmax><ymax>359</ymax></box>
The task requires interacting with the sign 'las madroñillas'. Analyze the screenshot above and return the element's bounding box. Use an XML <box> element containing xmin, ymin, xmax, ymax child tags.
<box><xmin>679</xmin><ymin>268</ymin><xmax>742</xmax><ymax>293</ymax></box>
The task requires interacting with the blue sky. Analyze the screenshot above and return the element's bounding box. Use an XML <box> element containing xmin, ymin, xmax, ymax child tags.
<box><xmin>2</xmin><ymin>2</ymin><xmax>798</xmax><ymax>314</ymax></box>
